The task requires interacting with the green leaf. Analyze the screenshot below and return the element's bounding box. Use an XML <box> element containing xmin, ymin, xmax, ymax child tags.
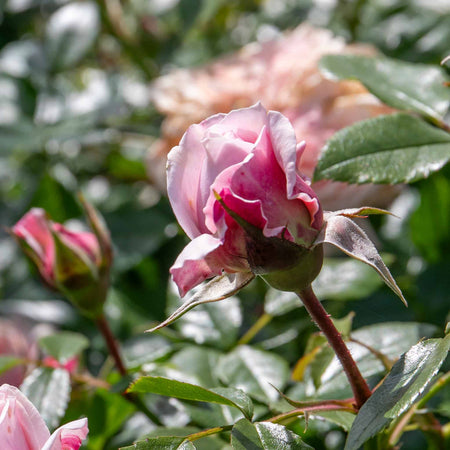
<box><xmin>170</xmin><ymin>346</ymin><xmax>222</xmax><ymax>388</ymax></box>
<box><xmin>314</xmin><ymin>113</ymin><xmax>450</xmax><ymax>184</ymax></box>
<box><xmin>20</xmin><ymin>367</ymin><xmax>71</xmax><ymax>429</ymax></box>
<box><xmin>231</xmin><ymin>419</ymin><xmax>313</xmax><ymax>449</ymax></box>
<box><xmin>216</xmin><ymin>346</ymin><xmax>290</xmax><ymax>403</ymax></box>
<box><xmin>38</xmin><ymin>331</ymin><xmax>89</xmax><ymax>362</ymax></box>
<box><xmin>85</xmin><ymin>388</ymin><xmax>135</xmax><ymax>450</ymax></box>
<box><xmin>128</xmin><ymin>376</ymin><xmax>253</xmax><ymax>419</ymax></box>
<box><xmin>410</xmin><ymin>169</ymin><xmax>450</xmax><ymax>263</ymax></box>
<box><xmin>345</xmin><ymin>334</ymin><xmax>450</xmax><ymax>450</ymax></box>
<box><xmin>45</xmin><ymin>1</ymin><xmax>100</xmax><ymax>71</ymax></box>
<box><xmin>310</xmin><ymin>410</ymin><xmax>355</xmax><ymax>432</ymax></box>
<box><xmin>319</xmin><ymin>55</ymin><xmax>450</xmax><ymax>122</ymax></box>
<box><xmin>0</xmin><ymin>356</ymin><xmax>26</xmax><ymax>375</ymax></box>
<box><xmin>119</xmin><ymin>436</ymin><xmax>187</xmax><ymax>450</ymax></box>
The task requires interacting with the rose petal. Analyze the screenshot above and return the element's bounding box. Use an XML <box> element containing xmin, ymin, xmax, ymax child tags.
<box><xmin>170</xmin><ymin>234</ymin><xmax>224</xmax><ymax>297</ymax></box>
<box><xmin>207</xmin><ymin>103</ymin><xmax>268</xmax><ymax>143</ymax></box>
<box><xmin>167</xmin><ymin>124</ymin><xmax>210</xmax><ymax>239</ymax></box>
<box><xmin>41</xmin><ymin>418</ymin><xmax>88</xmax><ymax>450</ymax></box>
<box><xmin>267</xmin><ymin>110</ymin><xmax>300</xmax><ymax>199</ymax></box>
<box><xmin>52</xmin><ymin>224</ymin><xmax>101</xmax><ymax>265</ymax></box>
<box><xmin>0</xmin><ymin>384</ymin><xmax>50</xmax><ymax>449</ymax></box>
<box><xmin>12</xmin><ymin>208</ymin><xmax>55</xmax><ymax>284</ymax></box>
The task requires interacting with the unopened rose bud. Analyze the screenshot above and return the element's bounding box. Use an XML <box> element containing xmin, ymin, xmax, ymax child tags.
<box><xmin>12</xmin><ymin>200</ymin><xmax>112</xmax><ymax>318</ymax></box>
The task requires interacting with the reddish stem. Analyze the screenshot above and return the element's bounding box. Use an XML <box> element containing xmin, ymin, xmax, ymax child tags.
<box><xmin>95</xmin><ymin>313</ymin><xmax>127</xmax><ymax>376</ymax></box>
<box><xmin>298</xmin><ymin>286</ymin><xmax>372</xmax><ymax>409</ymax></box>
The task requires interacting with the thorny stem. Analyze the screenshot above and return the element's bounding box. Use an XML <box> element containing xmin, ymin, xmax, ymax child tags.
<box><xmin>297</xmin><ymin>286</ymin><xmax>372</xmax><ymax>409</ymax></box>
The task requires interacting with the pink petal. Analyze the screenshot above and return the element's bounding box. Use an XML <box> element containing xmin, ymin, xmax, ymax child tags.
<box><xmin>41</xmin><ymin>418</ymin><xmax>88</xmax><ymax>450</ymax></box>
<box><xmin>167</xmin><ymin>124</ymin><xmax>210</xmax><ymax>239</ymax></box>
<box><xmin>12</xmin><ymin>208</ymin><xmax>55</xmax><ymax>284</ymax></box>
<box><xmin>267</xmin><ymin>110</ymin><xmax>300</xmax><ymax>199</ymax></box>
<box><xmin>170</xmin><ymin>234</ymin><xmax>224</xmax><ymax>297</ymax></box>
<box><xmin>0</xmin><ymin>384</ymin><xmax>50</xmax><ymax>450</ymax></box>
<box><xmin>207</xmin><ymin>103</ymin><xmax>268</xmax><ymax>143</ymax></box>
<box><xmin>52</xmin><ymin>224</ymin><xmax>101</xmax><ymax>265</ymax></box>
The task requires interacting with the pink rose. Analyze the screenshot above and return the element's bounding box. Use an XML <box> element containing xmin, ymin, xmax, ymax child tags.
<box><xmin>0</xmin><ymin>384</ymin><xmax>88</xmax><ymax>450</ymax></box>
<box><xmin>12</xmin><ymin>202</ymin><xmax>112</xmax><ymax>317</ymax></box>
<box><xmin>168</xmin><ymin>103</ymin><xmax>323</xmax><ymax>296</ymax></box>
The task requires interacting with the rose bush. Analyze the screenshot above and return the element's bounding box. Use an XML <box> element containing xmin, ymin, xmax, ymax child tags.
<box><xmin>0</xmin><ymin>384</ymin><xmax>88</xmax><ymax>450</ymax></box>
<box><xmin>168</xmin><ymin>103</ymin><xmax>324</xmax><ymax>296</ymax></box>
<box><xmin>11</xmin><ymin>202</ymin><xmax>112</xmax><ymax>317</ymax></box>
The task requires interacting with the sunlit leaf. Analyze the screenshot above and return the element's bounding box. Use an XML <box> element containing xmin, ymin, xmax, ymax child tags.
<box><xmin>345</xmin><ymin>334</ymin><xmax>450</xmax><ymax>450</ymax></box>
<box><xmin>320</xmin><ymin>55</ymin><xmax>450</xmax><ymax>122</ymax></box>
<box><xmin>314</xmin><ymin>114</ymin><xmax>450</xmax><ymax>184</ymax></box>
<box><xmin>231</xmin><ymin>419</ymin><xmax>313</xmax><ymax>449</ymax></box>
<box><xmin>128</xmin><ymin>376</ymin><xmax>253</xmax><ymax>419</ymax></box>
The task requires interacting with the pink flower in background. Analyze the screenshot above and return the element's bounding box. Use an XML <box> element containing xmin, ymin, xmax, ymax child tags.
<box><xmin>168</xmin><ymin>103</ymin><xmax>323</xmax><ymax>296</ymax></box>
<box><xmin>11</xmin><ymin>203</ymin><xmax>112</xmax><ymax>317</ymax></box>
<box><xmin>148</xmin><ymin>24</ymin><xmax>398</xmax><ymax>210</ymax></box>
<box><xmin>0</xmin><ymin>384</ymin><xmax>88</xmax><ymax>450</ymax></box>
<box><xmin>0</xmin><ymin>320</ymin><xmax>36</xmax><ymax>387</ymax></box>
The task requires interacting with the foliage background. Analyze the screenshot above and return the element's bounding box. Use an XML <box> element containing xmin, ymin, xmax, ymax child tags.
<box><xmin>0</xmin><ymin>0</ymin><xmax>449</xmax><ymax>449</ymax></box>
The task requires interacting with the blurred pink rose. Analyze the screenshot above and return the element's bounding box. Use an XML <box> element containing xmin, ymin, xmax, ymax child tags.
<box><xmin>0</xmin><ymin>384</ymin><xmax>88</xmax><ymax>450</ymax></box>
<box><xmin>12</xmin><ymin>205</ymin><xmax>112</xmax><ymax>317</ymax></box>
<box><xmin>0</xmin><ymin>320</ymin><xmax>36</xmax><ymax>387</ymax></box>
<box><xmin>168</xmin><ymin>103</ymin><xmax>323</xmax><ymax>296</ymax></box>
<box><xmin>148</xmin><ymin>24</ymin><xmax>398</xmax><ymax>210</ymax></box>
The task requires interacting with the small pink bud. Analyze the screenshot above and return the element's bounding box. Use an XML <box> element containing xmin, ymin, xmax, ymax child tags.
<box><xmin>11</xmin><ymin>200</ymin><xmax>112</xmax><ymax>318</ymax></box>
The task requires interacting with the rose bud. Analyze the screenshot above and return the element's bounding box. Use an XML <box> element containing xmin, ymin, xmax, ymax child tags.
<box><xmin>11</xmin><ymin>198</ymin><xmax>112</xmax><ymax>318</ymax></box>
<box><xmin>167</xmin><ymin>103</ymin><xmax>324</xmax><ymax>296</ymax></box>
<box><xmin>0</xmin><ymin>384</ymin><xmax>88</xmax><ymax>449</ymax></box>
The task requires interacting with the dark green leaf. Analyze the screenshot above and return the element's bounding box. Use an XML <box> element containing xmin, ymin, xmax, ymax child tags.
<box><xmin>314</xmin><ymin>113</ymin><xmax>450</xmax><ymax>184</ymax></box>
<box><xmin>345</xmin><ymin>334</ymin><xmax>450</xmax><ymax>450</ymax></box>
<box><xmin>216</xmin><ymin>346</ymin><xmax>290</xmax><ymax>403</ymax></box>
<box><xmin>38</xmin><ymin>331</ymin><xmax>89</xmax><ymax>362</ymax></box>
<box><xmin>128</xmin><ymin>376</ymin><xmax>253</xmax><ymax>419</ymax></box>
<box><xmin>319</xmin><ymin>55</ymin><xmax>450</xmax><ymax>122</ymax></box>
<box><xmin>120</xmin><ymin>436</ymin><xmax>187</xmax><ymax>450</ymax></box>
<box><xmin>231</xmin><ymin>419</ymin><xmax>313</xmax><ymax>449</ymax></box>
<box><xmin>20</xmin><ymin>367</ymin><xmax>70</xmax><ymax>429</ymax></box>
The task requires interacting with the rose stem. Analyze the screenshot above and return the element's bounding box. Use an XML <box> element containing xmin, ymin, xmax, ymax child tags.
<box><xmin>297</xmin><ymin>285</ymin><xmax>372</xmax><ymax>409</ymax></box>
<box><xmin>96</xmin><ymin>313</ymin><xmax>127</xmax><ymax>376</ymax></box>
<box><xmin>95</xmin><ymin>313</ymin><xmax>163</xmax><ymax>425</ymax></box>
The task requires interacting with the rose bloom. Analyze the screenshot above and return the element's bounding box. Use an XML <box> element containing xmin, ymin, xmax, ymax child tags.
<box><xmin>0</xmin><ymin>384</ymin><xmax>88</xmax><ymax>450</ymax></box>
<box><xmin>168</xmin><ymin>103</ymin><xmax>324</xmax><ymax>296</ymax></box>
<box><xmin>148</xmin><ymin>24</ymin><xmax>398</xmax><ymax>210</ymax></box>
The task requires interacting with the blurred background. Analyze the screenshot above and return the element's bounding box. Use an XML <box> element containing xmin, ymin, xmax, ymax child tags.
<box><xmin>0</xmin><ymin>1</ymin><xmax>449</xmax><ymax>447</ymax></box>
